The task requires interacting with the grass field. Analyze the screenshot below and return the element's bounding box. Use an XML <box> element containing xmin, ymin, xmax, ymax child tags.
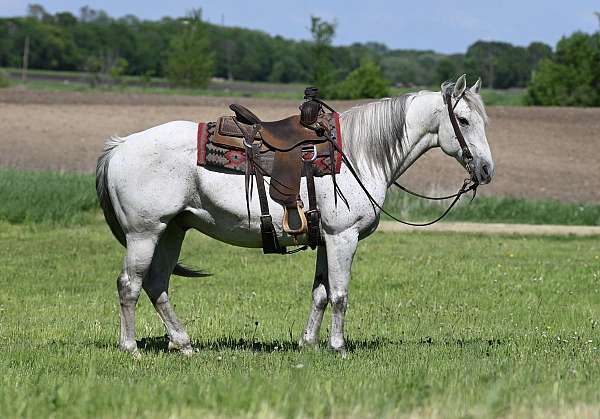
<box><xmin>1</xmin><ymin>220</ymin><xmax>600</xmax><ymax>418</ymax></box>
<box><xmin>2</xmin><ymin>167</ymin><xmax>600</xmax><ymax>417</ymax></box>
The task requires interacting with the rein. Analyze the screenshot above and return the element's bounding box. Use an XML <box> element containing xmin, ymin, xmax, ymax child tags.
<box><xmin>328</xmin><ymin>91</ymin><xmax>479</xmax><ymax>227</ymax></box>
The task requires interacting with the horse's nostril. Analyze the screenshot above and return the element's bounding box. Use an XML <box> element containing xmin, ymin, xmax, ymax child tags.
<box><xmin>482</xmin><ymin>164</ymin><xmax>490</xmax><ymax>177</ymax></box>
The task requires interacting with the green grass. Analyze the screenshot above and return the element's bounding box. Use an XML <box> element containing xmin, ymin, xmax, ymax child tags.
<box><xmin>2</xmin><ymin>68</ymin><xmax>527</xmax><ymax>105</ymax></box>
<box><xmin>384</xmin><ymin>189</ymin><xmax>600</xmax><ymax>226</ymax></box>
<box><xmin>0</xmin><ymin>169</ymin><xmax>97</xmax><ymax>225</ymax></box>
<box><xmin>10</xmin><ymin>78</ymin><xmax>305</xmax><ymax>100</ymax></box>
<box><xmin>1</xmin><ymin>222</ymin><xmax>600</xmax><ymax>418</ymax></box>
<box><xmin>1</xmin><ymin>67</ymin><xmax>307</xmax><ymax>100</ymax></box>
<box><xmin>479</xmin><ymin>88</ymin><xmax>526</xmax><ymax>106</ymax></box>
<box><xmin>1</xmin><ymin>168</ymin><xmax>599</xmax><ymax>227</ymax></box>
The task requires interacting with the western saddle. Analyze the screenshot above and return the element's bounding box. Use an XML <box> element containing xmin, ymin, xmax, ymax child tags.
<box><xmin>214</xmin><ymin>87</ymin><xmax>338</xmax><ymax>254</ymax></box>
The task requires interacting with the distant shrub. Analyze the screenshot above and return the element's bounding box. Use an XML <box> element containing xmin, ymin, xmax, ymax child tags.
<box><xmin>0</xmin><ymin>70</ymin><xmax>10</xmax><ymax>88</ymax></box>
<box><xmin>527</xmin><ymin>31</ymin><xmax>600</xmax><ymax>106</ymax></box>
<box><xmin>330</xmin><ymin>60</ymin><xmax>390</xmax><ymax>99</ymax></box>
<box><xmin>108</xmin><ymin>58</ymin><xmax>129</xmax><ymax>85</ymax></box>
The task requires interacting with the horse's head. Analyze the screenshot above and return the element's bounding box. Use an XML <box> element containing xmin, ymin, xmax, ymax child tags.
<box><xmin>438</xmin><ymin>75</ymin><xmax>494</xmax><ymax>185</ymax></box>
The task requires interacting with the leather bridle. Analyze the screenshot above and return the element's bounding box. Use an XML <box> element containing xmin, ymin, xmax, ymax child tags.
<box><xmin>444</xmin><ymin>91</ymin><xmax>476</xmax><ymax>181</ymax></box>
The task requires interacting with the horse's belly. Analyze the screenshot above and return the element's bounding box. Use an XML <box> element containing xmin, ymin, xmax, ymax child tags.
<box><xmin>182</xmin><ymin>167</ymin><xmax>310</xmax><ymax>248</ymax></box>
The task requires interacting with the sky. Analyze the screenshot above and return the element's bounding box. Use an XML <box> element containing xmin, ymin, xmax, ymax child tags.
<box><xmin>1</xmin><ymin>0</ymin><xmax>598</xmax><ymax>53</ymax></box>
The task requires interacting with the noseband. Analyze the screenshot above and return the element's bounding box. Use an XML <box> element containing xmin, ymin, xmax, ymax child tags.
<box><xmin>444</xmin><ymin>91</ymin><xmax>477</xmax><ymax>182</ymax></box>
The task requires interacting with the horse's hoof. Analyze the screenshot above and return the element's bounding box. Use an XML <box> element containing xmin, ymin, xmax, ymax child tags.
<box><xmin>298</xmin><ymin>337</ymin><xmax>319</xmax><ymax>350</ymax></box>
<box><xmin>119</xmin><ymin>340</ymin><xmax>139</xmax><ymax>355</ymax></box>
<box><xmin>168</xmin><ymin>340</ymin><xmax>194</xmax><ymax>356</ymax></box>
<box><xmin>330</xmin><ymin>346</ymin><xmax>348</xmax><ymax>359</ymax></box>
<box><xmin>180</xmin><ymin>346</ymin><xmax>194</xmax><ymax>357</ymax></box>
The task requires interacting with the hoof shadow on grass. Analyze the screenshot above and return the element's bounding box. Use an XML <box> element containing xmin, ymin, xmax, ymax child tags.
<box><xmin>136</xmin><ymin>335</ymin><xmax>170</xmax><ymax>353</ymax></box>
<box><xmin>192</xmin><ymin>337</ymin><xmax>299</xmax><ymax>352</ymax></box>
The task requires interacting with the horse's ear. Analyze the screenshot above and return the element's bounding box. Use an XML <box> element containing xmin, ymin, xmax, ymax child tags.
<box><xmin>453</xmin><ymin>74</ymin><xmax>467</xmax><ymax>98</ymax></box>
<box><xmin>470</xmin><ymin>77</ymin><xmax>482</xmax><ymax>94</ymax></box>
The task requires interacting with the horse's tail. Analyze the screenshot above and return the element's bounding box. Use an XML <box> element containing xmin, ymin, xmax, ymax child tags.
<box><xmin>95</xmin><ymin>136</ymin><xmax>208</xmax><ymax>278</ymax></box>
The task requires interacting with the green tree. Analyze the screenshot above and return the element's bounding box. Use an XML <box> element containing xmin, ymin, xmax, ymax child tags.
<box><xmin>435</xmin><ymin>57</ymin><xmax>458</xmax><ymax>83</ymax></box>
<box><xmin>332</xmin><ymin>60</ymin><xmax>390</xmax><ymax>99</ymax></box>
<box><xmin>166</xmin><ymin>11</ymin><xmax>214</xmax><ymax>88</ymax></box>
<box><xmin>309</xmin><ymin>16</ymin><xmax>337</xmax><ymax>96</ymax></box>
<box><xmin>527</xmin><ymin>31</ymin><xmax>600</xmax><ymax>106</ymax></box>
<box><xmin>527</xmin><ymin>42</ymin><xmax>552</xmax><ymax>68</ymax></box>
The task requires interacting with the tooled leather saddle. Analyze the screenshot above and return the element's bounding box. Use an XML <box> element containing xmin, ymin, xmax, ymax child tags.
<box><xmin>199</xmin><ymin>87</ymin><xmax>341</xmax><ymax>254</ymax></box>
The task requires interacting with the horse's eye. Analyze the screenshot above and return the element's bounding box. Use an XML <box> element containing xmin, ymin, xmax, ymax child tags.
<box><xmin>458</xmin><ymin>117</ymin><xmax>469</xmax><ymax>126</ymax></box>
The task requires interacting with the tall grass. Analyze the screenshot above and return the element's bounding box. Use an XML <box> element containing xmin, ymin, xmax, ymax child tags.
<box><xmin>383</xmin><ymin>189</ymin><xmax>600</xmax><ymax>226</ymax></box>
<box><xmin>1</xmin><ymin>168</ymin><xmax>599</xmax><ymax>226</ymax></box>
<box><xmin>0</xmin><ymin>168</ymin><xmax>97</xmax><ymax>225</ymax></box>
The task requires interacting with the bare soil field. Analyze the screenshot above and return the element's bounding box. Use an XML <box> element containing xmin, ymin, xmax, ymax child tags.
<box><xmin>1</xmin><ymin>89</ymin><xmax>599</xmax><ymax>202</ymax></box>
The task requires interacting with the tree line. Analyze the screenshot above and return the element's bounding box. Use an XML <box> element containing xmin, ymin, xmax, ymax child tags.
<box><xmin>2</xmin><ymin>5</ymin><xmax>598</xmax><ymax>105</ymax></box>
<box><xmin>1</xmin><ymin>5</ymin><xmax>551</xmax><ymax>89</ymax></box>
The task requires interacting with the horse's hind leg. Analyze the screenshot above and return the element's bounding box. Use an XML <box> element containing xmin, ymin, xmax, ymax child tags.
<box><xmin>143</xmin><ymin>221</ymin><xmax>193</xmax><ymax>355</ymax></box>
<box><xmin>118</xmin><ymin>231</ymin><xmax>161</xmax><ymax>356</ymax></box>
<box><xmin>299</xmin><ymin>245</ymin><xmax>329</xmax><ymax>348</ymax></box>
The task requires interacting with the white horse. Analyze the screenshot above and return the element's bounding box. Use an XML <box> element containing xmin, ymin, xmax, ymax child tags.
<box><xmin>96</xmin><ymin>75</ymin><xmax>494</xmax><ymax>357</ymax></box>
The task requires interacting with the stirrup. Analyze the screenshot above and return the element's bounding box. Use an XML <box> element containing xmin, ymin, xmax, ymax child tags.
<box><xmin>282</xmin><ymin>201</ymin><xmax>308</xmax><ymax>235</ymax></box>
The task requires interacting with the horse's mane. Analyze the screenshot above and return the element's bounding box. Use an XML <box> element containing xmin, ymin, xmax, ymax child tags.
<box><xmin>341</xmin><ymin>94</ymin><xmax>413</xmax><ymax>177</ymax></box>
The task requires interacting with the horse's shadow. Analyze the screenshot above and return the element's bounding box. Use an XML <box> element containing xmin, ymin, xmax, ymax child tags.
<box><xmin>137</xmin><ymin>335</ymin><xmax>301</xmax><ymax>353</ymax></box>
<box><xmin>98</xmin><ymin>335</ymin><xmax>502</xmax><ymax>354</ymax></box>
<box><xmin>134</xmin><ymin>335</ymin><xmax>430</xmax><ymax>353</ymax></box>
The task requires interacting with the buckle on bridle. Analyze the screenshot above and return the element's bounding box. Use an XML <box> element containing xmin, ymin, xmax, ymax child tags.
<box><xmin>301</xmin><ymin>145</ymin><xmax>318</xmax><ymax>162</ymax></box>
<box><xmin>243</xmin><ymin>124</ymin><xmax>261</xmax><ymax>149</ymax></box>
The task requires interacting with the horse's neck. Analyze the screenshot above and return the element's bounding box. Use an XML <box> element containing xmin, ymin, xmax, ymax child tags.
<box><xmin>391</xmin><ymin>93</ymin><xmax>442</xmax><ymax>180</ymax></box>
<box><xmin>338</xmin><ymin>93</ymin><xmax>442</xmax><ymax>210</ymax></box>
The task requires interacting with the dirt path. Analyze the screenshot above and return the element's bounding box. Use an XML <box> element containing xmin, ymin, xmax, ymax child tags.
<box><xmin>379</xmin><ymin>221</ymin><xmax>600</xmax><ymax>236</ymax></box>
<box><xmin>1</xmin><ymin>89</ymin><xmax>599</xmax><ymax>202</ymax></box>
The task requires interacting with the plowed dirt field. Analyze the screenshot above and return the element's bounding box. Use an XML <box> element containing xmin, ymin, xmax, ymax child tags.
<box><xmin>1</xmin><ymin>89</ymin><xmax>598</xmax><ymax>202</ymax></box>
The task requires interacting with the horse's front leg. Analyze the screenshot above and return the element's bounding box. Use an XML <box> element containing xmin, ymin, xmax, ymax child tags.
<box><xmin>300</xmin><ymin>246</ymin><xmax>329</xmax><ymax>348</ymax></box>
<box><xmin>324</xmin><ymin>229</ymin><xmax>358</xmax><ymax>356</ymax></box>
